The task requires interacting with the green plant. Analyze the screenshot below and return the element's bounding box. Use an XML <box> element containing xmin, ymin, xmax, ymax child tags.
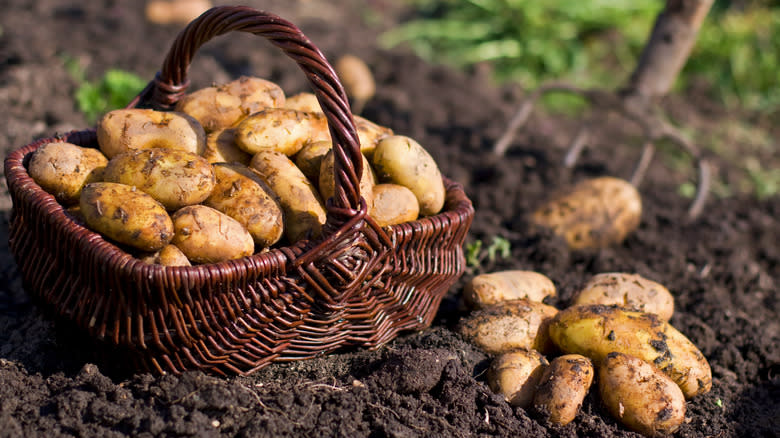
<box><xmin>465</xmin><ymin>236</ymin><xmax>511</xmax><ymax>268</ymax></box>
<box><xmin>65</xmin><ymin>57</ymin><xmax>147</xmax><ymax>123</ymax></box>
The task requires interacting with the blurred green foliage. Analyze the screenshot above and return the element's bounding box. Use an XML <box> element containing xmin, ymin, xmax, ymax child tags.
<box><xmin>381</xmin><ymin>0</ymin><xmax>780</xmax><ymax>112</ymax></box>
<box><xmin>64</xmin><ymin>57</ymin><xmax>147</xmax><ymax>123</ymax></box>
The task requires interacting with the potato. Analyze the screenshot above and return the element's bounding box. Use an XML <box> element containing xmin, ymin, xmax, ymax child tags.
<box><xmin>236</xmin><ymin>108</ymin><xmax>328</xmax><ymax>156</ymax></box>
<box><xmin>464</xmin><ymin>270</ymin><xmax>556</xmax><ymax>309</ymax></box>
<box><xmin>548</xmin><ymin>305</ymin><xmax>712</xmax><ymax>398</ymax></box>
<box><xmin>284</xmin><ymin>92</ymin><xmax>322</xmax><ymax>113</ymax></box>
<box><xmin>458</xmin><ymin>299</ymin><xmax>558</xmax><ymax>355</ymax></box>
<box><xmin>28</xmin><ymin>142</ymin><xmax>107</xmax><ymax>204</ymax></box>
<box><xmin>318</xmin><ymin>149</ymin><xmax>375</xmax><ymax>209</ymax></box>
<box><xmin>487</xmin><ymin>349</ymin><xmax>548</xmax><ymax>408</ymax></box>
<box><xmin>372</xmin><ymin>135</ymin><xmax>445</xmax><ymax>216</ymax></box>
<box><xmin>354</xmin><ymin>115</ymin><xmax>393</xmax><ymax>158</ymax></box>
<box><xmin>202</xmin><ymin>128</ymin><xmax>252</xmax><ymax>165</ymax></box>
<box><xmin>140</xmin><ymin>244</ymin><xmax>191</xmax><ymax>267</ymax></box>
<box><xmin>294</xmin><ymin>140</ymin><xmax>332</xmax><ymax>184</ymax></box>
<box><xmin>205</xmin><ymin>163</ymin><xmax>284</xmax><ymax>247</ymax></box>
<box><xmin>599</xmin><ymin>352</ymin><xmax>686</xmax><ymax>436</ymax></box>
<box><xmin>171</xmin><ymin>205</ymin><xmax>254</xmax><ymax>264</ymax></box>
<box><xmin>532</xmin><ymin>354</ymin><xmax>594</xmax><ymax>425</ymax></box>
<box><xmin>335</xmin><ymin>54</ymin><xmax>375</xmax><ymax>114</ymax></box>
<box><xmin>103</xmin><ymin>148</ymin><xmax>215</xmax><ymax>211</ymax></box>
<box><xmin>145</xmin><ymin>0</ymin><xmax>212</xmax><ymax>25</ymax></box>
<box><xmin>80</xmin><ymin>182</ymin><xmax>173</xmax><ymax>252</ymax></box>
<box><xmin>531</xmin><ymin>176</ymin><xmax>641</xmax><ymax>250</ymax></box>
<box><xmin>175</xmin><ymin>76</ymin><xmax>285</xmax><ymax>132</ymax></box>
<box><xmin>369</xmin><ymin>184</ymin><xmax>419</xmax><ymax>227</ymax></box>
<box><xmin>250</xmin><ymin>151</ymin><xmax>327</xmax><ymax>243</ymax></box>
<box><xmin>96</xmin><ymin>109</ymin><xmax>206</xmax><ymax>159</ymax></box>
<box><xmin>572</xmin><ymin>273</ymin><xmax>674</xmax><ymax>321</ymax></box>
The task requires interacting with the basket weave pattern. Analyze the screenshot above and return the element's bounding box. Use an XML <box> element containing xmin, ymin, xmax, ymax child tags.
<box><xmin>4</xmin><ymin>6</ymin><xmax>473</xmax><ymax>375</ymax></box>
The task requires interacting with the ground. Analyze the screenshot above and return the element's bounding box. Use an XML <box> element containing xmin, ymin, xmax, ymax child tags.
<box><xmin>0</xmin><ymin>1</ymin><xmax>778</xmax><ymax>437</ymax></box>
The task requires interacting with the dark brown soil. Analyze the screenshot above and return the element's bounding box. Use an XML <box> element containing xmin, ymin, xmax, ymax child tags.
<box><xmin>1</xmin><ymin>1</ymin><xmax>778</xmax><ymax>437</ymax></box>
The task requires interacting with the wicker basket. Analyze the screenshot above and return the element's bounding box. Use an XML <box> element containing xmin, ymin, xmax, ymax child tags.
<box><xmin>3</xmin><ymin>6</ymin><xmax>473</xmax><ymax>376</ymax></box>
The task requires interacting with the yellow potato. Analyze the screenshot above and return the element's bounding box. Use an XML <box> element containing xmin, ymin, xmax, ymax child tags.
<box><xmin>140</xmin><ymin>244</ymin><xmax>191</xmax><ymax>267</ymax></box>
<box><xmin>250</xmin><ymin>151</ymin><xmax>327</xmax><ymax>243</ymax></box>
<box><xmin>335</xmin><ymin>54</ymin><xmax>375</xmax><ymax>113</ymax></box>
<box><xmin>284</xmin><ymin>92</ymin><xmax>322</xmax><ymax>113</ymax></box>
<box><xmin>599</xmin><ymin>352</ymin><xmax>686</xmax><ymax>436</ymax></box>
<box><xmin>294</xmin><ymin>140</ymin><xmax>332</xmax><ymax>184</ymax></box>
<box><xmin>548</xmin><ymin>305</ymin><xmax>712</xmax><ymax>398</ymax></box>
<box><xmin>145</xmin><ymin>0</ymin><xmax>212</xmax><ymax>25</ymax></box>
<box><xmin>103</xmin><ymin>148</ymin><xmax>215</xmax><ymax>211</ymax></box>
<box><xmin>458</xmin><ymin>299</ymin><xmax>559</xmax><ymax>355</ymax></box>
<box><xmin>318</xmin><ymin>149</ymin><xmax>375</xmax><ymax>209</ymax></box>
<box><xmin>28</xmin><ymin>142</ymin><xmax>107</xmax><ymax>204</ymax></box>
<box><xmin>175</xmin><ymin>76</ymin><xmax>285</xmax><ymax>132</ymax></box>
<box><xmin>572</xmin><ymin>272</ymin><xmax>675</xmax><ymax>321</ymax></box>
<box><xmin>369</xmin><ymin>184</ymin><xmax>419</xmax><ymax>227</ymax></box>
<box><xmin>202</xmin><ymin>128</ymin><xmax>252</xmax><ymax>165</ymax></box>
<box><xmin>236</xmin><ymin>108</ymin><xmax>328</xmax><ymax>156</ymax></box>
<box><xmin>372</xmin><ymin>135</ymin><xmax>445</xmax><ymax>216</ymax></box>
<box><xmin>354</xmin><ymin>115</ymin><xmax>393</xmax><ymax>158</ymax></box>
<box><xmin>487</xmin><ymin>349</ymin><xmax>548</xmax><ymax>408</ymax></box>
<box><xmin>464</xmin><ymin>270</ymin><xmax>556</xmax><ymax>309</ymax></box>
<box><xmin>532</xmin><ymin>177</ymin><xmax>642</xmax><ymax>250</ymax></box>
<box><xmin>80</xmin><ymin>182</ymin><xmax>173</xmax><ymax>252</ymax></box>
<box><xmin>532</xmin><ymin>354</ymin><xmax>594</xmax><ymax>426</ymax></box>
<box><xmin>96</xmin><ymin>109</ymin><xmax>206</xmax><ymax>159</ymax></box>
<box><xmin>205</xmin><ymin>163</ymin><xmax>284</xmax><ymax>247</ymax></box>
<box><xmin>171</xmin><ymin>205</ymin><xmax>254</xmax><ymax>264</ymax></box>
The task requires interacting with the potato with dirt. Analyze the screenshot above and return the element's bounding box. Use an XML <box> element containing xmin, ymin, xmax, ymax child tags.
<box><xmin>532</xmin><ymin>354</ymin><xmax>594</xmax><ymax>426</ymax></box>
<box><xmin>103</xmin><ymin>148</ymin><xmax>215</xmax><ymax>211</ymax></box>
<box><xmin>458</xmin><ymin>299</ymin><xmax>559</xmax><ymax>355</ymax></box>
<box><xmin>96</xmin><ymin>108</ymin><xmax>206</xmax><ymax>159</ymax></box>
<box><xmin>599</xmin><ymin>352</ymin><xmax>686</xmax><ymax>436</ymax></box>
<box><xmin>28</xmin><ymin>142</ymin><xmax>108</xmax><ymax>204</ymax></box>
<box><xmin>571</xmin><ymin>272</ymin><xmax>675</xmax><ymax>321</ymax></box>
<box><xmin>170</xmin><ymin>205</ymin><xmax>254</xmax><ymax>264</ymax></box>
<box><xmin>140</xmin><ymin>244</ymin><xmax>191</xmax><ymax>267</ymax></box>
<box><xmin>548</xmin><ymin>304</ymin><xmax>712</xmax><ymax>398</ymax></box>
<box><xmin>250</xmin><ymin>151</ymin><xmax>327</xmax><ymax>243</ymax></box>
<box><xmin>284</xmin><ymin>92</ymin><xmax>322</xmax><ymax>113</ymax></box>
<box><xmin>175</xmin><ymin>76</ymin><xmax>285</xmax><ymax>132</ymax></box>
<box><xmin>79</xmin><ymin>182</ymin><xmax>173</xmax><ymax>252</ymax></box>
<box><xmin>294</xmin><ymin>140</ymin><xmax>332</xmax><ymax>183</ymax></box>
<box><xmin>318</xmin><ymin>149</ymin><xmax>375</xmax><ymax>208</ymax></box>
<box><xmin>532</xmin><ymin>176</ymin><xmax>642</xmax><ymax>250</ymax></box>
<box><xmin>354</xmin><ymin>115</ymin><xmax>393</xmax><ymax>158</ymax></box>
<box><xmin>236</xmin><ymin>108</ymin><xmax>329</xmax><ymax>156</ymax></box>
<box><xmin>205</xmin><ymin>163</ymin><xmax>284</xmax><ymax>247</ymax></box>
<box><xmin>371</xmin><ymin>135</ymin><xmax>445</xmax><ymax>216</ymax></box>
<box><xmin>487</xmin><ymin>349</ymin><xmax>548</xmax><ymax>408</ymax></box>
<box><xmin>369</xmin><ymin>184</ymin><xmax>419</xmax><ymax>227</ymax></box>
<box><xmin>202</xmin><ymin>128</ymin><xmax>252</xmax><ymax>165</ymax></box>
<box><xmin>464</xmin><ymin>270</ymin><xmax>556</xmax><ymax>309</ymax></box>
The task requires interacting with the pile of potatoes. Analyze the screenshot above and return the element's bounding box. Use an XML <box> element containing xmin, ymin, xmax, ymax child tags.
<box><xmin>27</xmin><ymin>76</ymin><xmax>446</xmax><ymax>266</ymax></box>
<box><xmin>458</xmin><ymin>270</ymin><xmax>712</xmax><ymax>436</ymax></box>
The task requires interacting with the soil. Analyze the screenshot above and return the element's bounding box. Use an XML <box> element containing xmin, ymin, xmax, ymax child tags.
<box><xmin>1</xmin><ymin>1</ymin><xmax>778</xmax><ymax>437</ymax></box>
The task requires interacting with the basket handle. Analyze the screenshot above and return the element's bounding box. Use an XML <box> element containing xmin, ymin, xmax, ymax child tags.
<box><xmin>131</xmin><ymin>5</ymin><xmax>364</xmax><ymax>225</ymax></box>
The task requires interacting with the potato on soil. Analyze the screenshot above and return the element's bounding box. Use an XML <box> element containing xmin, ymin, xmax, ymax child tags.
<box><xmin>205</xmin><ymin>163</ymin><xmax>284</xmax><ymax>247</ymax></box>
<box><xmin>464</xmin><ymin>270</ymin><xmax>556</xmax><ymax>309</ymax></box>
<box><xmin>145</xmin><ymin>0</ymin><xmax>212</xmax><ymax>25</ymax></box>
<box><xmin>284</xmin><ymin>92</ymin><xmax>322</xmax><ymax>113</ymax></box>
<box><xmin>458</xmin><ymin>299</ymin><xmax>558</xmax><ymax>355</ymax></box>
<box><xmin>572</xmin><ymin>272</ymin><xmax>674</xmax><ymax>321</ymax></box>
<box><xmin>372</xmin><ymin>135</ymin><xmax>445</xmax><ymax>216</ymax></box>
<box><xmin>548</xmin><ymin>304</ymin><xmax>712</xmax><ymax>398</ymax></box>
<box><xmin>318</xmin><ymin>149</ymin><xmax>375</xmax><ymax>208</ymax></box>
<box><xmin>28</xmin><ymin>142</ymin><xmax>108</xmax><ymax>204</ymax></box>
<box><xmin>294</xmin><ymin>140</ymin><xmax>332</xmax><ymax>183</ymax></box>
<box><xmin>140</xmin><ymin>244</ymin><xmax>191</xmax><ymax>267</ymax></box>
<box><xmin>531</xmin><ymin>176</ymin><xmax>641</xmax><ymax>250</ymax></box>
<box><xmin>369</xmin><ymin>184</ymin><xmax>419</xmax><ymax>227</ymax></box>
<box><xmin>80</xmin><ymin>182</ymin><xmax>173</xmax><ymax>252</ymax></box>
<box><xmin>96</xmin><ymin>109</ymin><xmax>206</xmax><ymax>159</ymax></box>
<box><xmin>599</xmin><ymin>352</ymin><xmax>686</xmax><ymax>436</ymax></box>
<box><xmin>250</xmin><ymin>151</ymin><xmax>327</xmax><ymax>243</ymax></box>
<box><xmin>532</xmin><ymin>354</ymin><xmax>594</xmax><ymax>426</ymax></box>
<box><xmin>335</xmin><ymin>54</ymin><xmax>375</xmax><ymax>114</ymax></box>
<box><xmin>236</xmin><ymin>108</ymin><xmax>328</xmax><ymax>156</ymax></box>
<box><xmin>203</xmin><ymin>128</ymin><xmax>252</xmax><ymax>165</ymax></box>
<box><xmin>103</xmin><ymin>148</ymin><xmax>215</xmax><ymax>211</ymax></box>
<box><xmin>171</xmin><ymin>205</ymin><xmax>254</xmax><ymax>264</ymax></box>
<box><xmin>175</xmin><ymin>76</ymin><xmax>285</xmax><ymax>132</ymax></box>
<box><xmin>487</xmin><ymin>349</ymin><xmax>548</xmax><ymax>408</ymax></box>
